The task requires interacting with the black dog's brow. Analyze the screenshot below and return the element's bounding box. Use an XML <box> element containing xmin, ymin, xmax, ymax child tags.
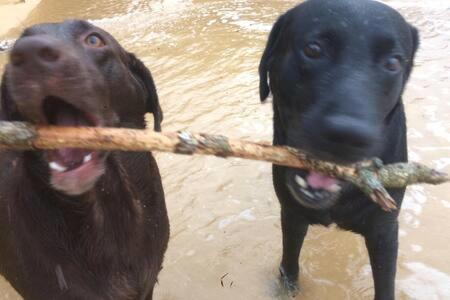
<box><xmin>372</xmin><ymin>34</ymin><xmax>403</xmax><ymax>57</ymax></box>
<box><xmin>313</xmin><ymin>30</ymin><xmax>342</xmax><ymax>46</ymax></box>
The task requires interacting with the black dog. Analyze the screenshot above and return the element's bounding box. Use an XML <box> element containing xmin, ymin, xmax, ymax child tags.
<box><xmin>259</xmin><ymin>1</ymin><xmax>418</xmax><ymax>299</ymax></box>
<box><xmin>0</xmin><ymin>20</ymin><xmax>168</xmax><ymax>299</ymax></box>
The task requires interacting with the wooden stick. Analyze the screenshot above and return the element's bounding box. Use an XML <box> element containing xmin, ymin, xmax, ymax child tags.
<box><xmin>0</xmin><ymin>120</ymin><xmax>448</xmax><ymax>211</ymax></box>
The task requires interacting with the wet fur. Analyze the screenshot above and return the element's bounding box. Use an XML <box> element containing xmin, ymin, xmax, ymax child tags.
<box><xmin>259</xmin><ymin>1</ymin><xmax>419</xmax><ymax>299</ymax></box>
<box><xmin>0</xmin><ymin>20</ymin><xmax>169</xmax><ymax>299</ymax></box>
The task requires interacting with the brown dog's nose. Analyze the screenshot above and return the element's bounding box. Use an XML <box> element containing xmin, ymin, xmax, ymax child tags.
<box><xmin>10</xmin><ymin>36</ymin><xmax>62</xmax><ymax>69</ymax></box>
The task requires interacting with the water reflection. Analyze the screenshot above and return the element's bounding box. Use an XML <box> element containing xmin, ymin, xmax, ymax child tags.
<box><xmin>0</xmin><ymin>0</ymin><xmax>449</xmax><ymax>299</ymax></box>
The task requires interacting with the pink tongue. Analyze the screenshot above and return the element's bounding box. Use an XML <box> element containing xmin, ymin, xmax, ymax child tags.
<box><xmin>306</xmin><ymin>172</ymin><xmax>337</xmax><ymax>189</ymax></box>
<box><xmin>48</xmin><ymin>148</ymin><xmax>89</xmax><ymax>170</ymax></box>
<box><xmin>59</xmin><ymin>148</ymin><xmax>85</xmax><ymax>167</ymax></box>
<box><xmin>47</xmin><ymin>99</ymin><xmax>91</xmax><ymax>169</ymax></box>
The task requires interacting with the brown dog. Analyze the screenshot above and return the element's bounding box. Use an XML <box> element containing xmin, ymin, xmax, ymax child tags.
<box><xmin>0</xmin><ymin>20</ymin><xmax>168</xmax><ymax>299</ymax></box>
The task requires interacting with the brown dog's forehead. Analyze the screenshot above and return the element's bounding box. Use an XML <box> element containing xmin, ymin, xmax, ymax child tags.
<box><xmin>20</xmin><ymin>19</ymin><xmax>116</xmax><ymax>44</ymax></box>
<box><xmin>23</xmin><ymin>20</ymin><xmax>89</xmax><ymax>37</ymax></box>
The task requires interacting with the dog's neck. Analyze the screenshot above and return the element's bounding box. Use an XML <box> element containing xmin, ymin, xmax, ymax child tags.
<box><xmin>8</xmin><ymin>152</ymin><xmax>146</xmax><ymax>268</ymax></box>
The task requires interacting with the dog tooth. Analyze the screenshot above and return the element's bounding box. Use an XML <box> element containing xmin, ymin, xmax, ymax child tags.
<box><xmin>327</xmin><ymin>184</ymin><xmax>341</xmax><ymax>193</ymax></box>
<box><xmin>295</xmin><ymin>175</ymin><xmax>307</xmax><ymax>188</ymax></box>
<box><xmin>83</xmin><ymin>154</ymin><xmax>93</xmax><ymax>163</ymax></box>
<box><xmin>315</xmin><ymin>191</ymin><xmax>325</xmax><ymax>199</ymax></box>
<box><xmin>300</xmin><ymin>188</ymin><xmax>314</xmax><ymax>198</ymax></box>
<box><xmin>49</xmin><ymin>162</ymin><xmax>67</xmax><ymax>172</ymax></box>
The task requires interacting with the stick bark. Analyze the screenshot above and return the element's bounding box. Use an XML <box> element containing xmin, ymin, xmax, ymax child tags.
<box><xmin>0</xmin><ymin>121</ymin><xmax>448</xmax><ymax>211</ymax></box>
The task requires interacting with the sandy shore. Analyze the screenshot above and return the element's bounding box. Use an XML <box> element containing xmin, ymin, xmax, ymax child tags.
<box><xmin>0</xmin><ymin>0</ymin><xmax>41</xmax><ymax>37</ymax></box>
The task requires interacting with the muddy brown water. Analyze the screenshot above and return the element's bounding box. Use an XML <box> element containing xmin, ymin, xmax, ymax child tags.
<box><xmin>0</xmin><ymin>0</ymin><xmax>449</xmax><ymax>299</ymax></box>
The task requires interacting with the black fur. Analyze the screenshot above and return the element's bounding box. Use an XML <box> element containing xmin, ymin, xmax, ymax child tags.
<box><xmin>259</xmin><ymin>1</ymin><xmax>419</xmax><ymax>299</ymax></box>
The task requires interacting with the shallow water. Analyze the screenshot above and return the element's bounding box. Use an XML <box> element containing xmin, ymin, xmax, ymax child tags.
<box><xmin>0</xmin><ymin>0</ymin><xmax>449</xmax><ymax>299</ymax></box>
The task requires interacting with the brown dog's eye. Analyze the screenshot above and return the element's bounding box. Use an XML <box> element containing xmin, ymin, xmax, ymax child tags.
<box><xmin>384</xmin><ymin>57</ymin><xmax>402</xmax><ymax>72</ymax></box>
<box><xmin>85</xmin><ymin>34</ymin><xmax>105</xmax><ymax>48</ymax></box>
<box><xmin>303</xmin><ymin>43</ymin><xmax>322</xmax><ymax>59</ymax></box>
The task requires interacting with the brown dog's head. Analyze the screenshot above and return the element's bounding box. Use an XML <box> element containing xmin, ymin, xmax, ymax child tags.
<box><xmin>0</xmin><ymin>20</ymin><xmax>162</xmax><ymax>196</ymax></box>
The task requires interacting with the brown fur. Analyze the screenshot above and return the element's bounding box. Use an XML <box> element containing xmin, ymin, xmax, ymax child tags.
<box><xmin>0</xmin><ymin>20</ymin><xmax>169</xmax><ymax>299</ymax></box>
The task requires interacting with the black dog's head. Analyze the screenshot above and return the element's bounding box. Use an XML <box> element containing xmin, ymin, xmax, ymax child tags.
<box><xmin>259</xmin><ymin>0</ymin><xmax>419</xmax><ymax>209</ymax></box>
<box><xmin>0</xmin><ymin>20</ymin><xmax>162</xmax><ymax>196</ymax></box>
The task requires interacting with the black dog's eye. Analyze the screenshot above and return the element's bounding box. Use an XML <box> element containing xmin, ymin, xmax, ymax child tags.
<box><xmin>85</xmin><ymin>34</ymin><xmax>105</xmax><ymax>48</ymax></box>
<box><xmin>303</xmin><ymin>42</ymin><xmax>323</xmax><ymax>59</ymax></box>
<box><xmin>384</xmin><ymin>57</ymin><xmax>402</xmax><ymax>72</ymax></box>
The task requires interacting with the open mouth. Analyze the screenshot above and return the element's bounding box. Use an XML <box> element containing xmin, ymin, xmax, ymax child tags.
<box><xmin>286</xmin><ymin>169</ymin><xmax>343</xmax><ymax>209</ymax></box>
<box><xmin>42</xmin><ymin>96</ymin><xmax>105</xmax><ymax>196</ymax></box>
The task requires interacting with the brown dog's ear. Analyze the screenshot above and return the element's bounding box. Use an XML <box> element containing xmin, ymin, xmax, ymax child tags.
<box><xmin>0</xmin><ymin>73</ymin><xmax>18</xmax><ymax>121</ymax></box>
<box><xmin>259</xmin><ymin>13</ymin><xmax>288</xmax><ymax>102</ymax></box>
<box><xmin>127</xmin><ymin>53</ymin><xmax>163</xmax><ymax>131</ymax></box>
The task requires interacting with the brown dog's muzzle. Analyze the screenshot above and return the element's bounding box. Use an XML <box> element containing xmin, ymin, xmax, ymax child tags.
<box><xmin>7</xmin><ymin>35</ymin><xmax>109</xmax><ymax>127</ymax></box>
<box><xmin>9</xmin><ymin>35</ymin><xmax>68</xmax><ymax>124</ymax></box>
<box><xmin>6</xmin><ymin>34</ymin><xmax>110</xmax><ymax>196</ymax></box>
<box><xmin>11</xmin><ymin>35</ymin><xmax>63</xmax><ymax>69</ymax></box>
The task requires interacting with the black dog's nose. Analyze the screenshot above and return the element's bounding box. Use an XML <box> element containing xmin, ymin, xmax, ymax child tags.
<box><xmin>322</xmin><ymin>115</ymin><xmax>374</xmax><ymax>149</ymax></box>
<box><xmin>10</xmin><ymin>36</ymin><xmax>62</xmax><ymax>68</ymax></box>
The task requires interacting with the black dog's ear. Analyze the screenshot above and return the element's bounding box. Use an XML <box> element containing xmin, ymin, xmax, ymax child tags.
<box><xmin>405</xmin><ymin>25</ymin><xmax>420</xmax><ymax>80</ymax></box>
<box><xmin>259</xmin><ymin>13</ymin><xmax>288</xmax><ymax>102</ymax></box>
<box><xmin>127</xmin><ymin>53</ymin><xmax>163</xmax><ymax>131</ymax></box>
<box><xmin>410</xmin><ymin>25</ymin><xmax>420</xmax><ymax>58</ymax></box>
<box><xmin>0</xmin><ymin>73</ymin><xmax>18</xmax><ymax>121</ymax></box>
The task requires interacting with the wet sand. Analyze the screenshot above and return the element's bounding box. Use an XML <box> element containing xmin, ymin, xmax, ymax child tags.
<box><xmin>0</xmin><ymin>0</ymin><xmax>40</xmax><ymax>36</ymax></box>
<box><xmin>0</xmin><ymin>1</ymin><xmax>449</xmax><ymax>299</ymax></box>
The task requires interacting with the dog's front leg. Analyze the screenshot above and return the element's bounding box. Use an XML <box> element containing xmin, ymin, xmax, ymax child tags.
<box><xmin>279</xmin><ymin>206</ymin><xmax>309</xmax><ymax>297</ymax></box>
<box><xmin>364</xmin><ymin>219</ymin><xmax>399</xmax><ymax>300</ymax></box>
